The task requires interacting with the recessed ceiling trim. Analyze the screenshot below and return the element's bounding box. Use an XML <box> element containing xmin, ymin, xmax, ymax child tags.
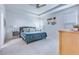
<box><xmin>40</xmin><ymin>4</ymin><xmax>76</xmax><ymax>16</ymax></box>
<box><xmin>38</xmin><ymin>4</ymin><xmax>65</xmax><ymax>16</ymax></box>
<box><xmin>5</xmin><ymin>4</ymin><xmax>77</xmax><ymax>17</ymax></box>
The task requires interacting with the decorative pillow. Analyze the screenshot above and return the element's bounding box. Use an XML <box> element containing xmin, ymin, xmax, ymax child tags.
<box><xmin>30</xmin><ymin>28</ymin><xmax>35</xmax><ymax>32</ymax></box>
<box><xmin>23</xmin><ymin>28</ymin><xmax>30</xmax><ymax>32</ymax></box>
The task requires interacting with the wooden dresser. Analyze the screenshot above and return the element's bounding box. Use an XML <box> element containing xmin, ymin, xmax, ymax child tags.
<box><xmin>59</xmin><ymin>30</ymin><xmax>79</xmax><ymax>55</ymax></box>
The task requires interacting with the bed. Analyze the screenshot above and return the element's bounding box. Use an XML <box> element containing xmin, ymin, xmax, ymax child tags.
<box><xmin>19</xmin><ymin>26</ymin><xmax>47</xmax><ymax>44</ymax></box>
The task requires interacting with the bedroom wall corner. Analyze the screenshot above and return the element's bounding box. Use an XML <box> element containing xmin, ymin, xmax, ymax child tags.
<box><xmin>0</xmin><ymin>4</ymin><xmax>5</xmax><ymax>48</ymax></box>
<box><xmin>40</xmin><ymin>5</ymin><xmax>79</xmax><ymax>39</ymax></box>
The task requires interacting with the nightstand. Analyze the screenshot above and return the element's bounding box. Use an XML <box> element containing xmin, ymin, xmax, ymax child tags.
<box><xmin>12</xmin><ymin>31</ymin><xmax>19</xmax><ymax>39</ymax></box>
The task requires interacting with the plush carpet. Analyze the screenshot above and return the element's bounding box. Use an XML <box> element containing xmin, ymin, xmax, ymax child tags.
<box><xmin>0</xmin><ymin>37</ymin><xmax>59</xmax><ymax>55</ymax></box>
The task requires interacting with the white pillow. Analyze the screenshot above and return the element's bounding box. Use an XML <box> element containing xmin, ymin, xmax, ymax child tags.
<box><xmin>30</xmin><ymin>28</ymin><xmax>35</xmax><ymax>32</ymax></box>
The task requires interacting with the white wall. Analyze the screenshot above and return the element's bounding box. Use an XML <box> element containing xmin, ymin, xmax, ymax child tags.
<box><xmin>0</xmin><ymin>5</ymin><xmax>2</xmax><ymax>47</ymax></box>
<box><xmin>41</xmin><ymin>5</ymin><xmax>79</xmax><ymax>39</ymax></box>
<box><xmin>41</xmin><ymin>14</ymin><xmax>64</xmax><ymax>39</ymax></box>
<box><xmin>5</xmin><ymin>9</ymin><xmax>42</xmax><ymax>41</ymax></box>
<box><xmin>0</xmin><ymin>5</ymin><xmax>5</xmax><ymax>48</ymax></box>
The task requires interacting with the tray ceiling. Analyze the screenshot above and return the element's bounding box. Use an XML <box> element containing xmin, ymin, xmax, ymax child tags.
<box><xmin>5</xmin><ymin>4</ymin><xmax>76</xmax><ymax>16</ymax></box>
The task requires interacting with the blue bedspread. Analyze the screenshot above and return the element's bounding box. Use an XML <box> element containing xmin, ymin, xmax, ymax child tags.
<box><xmin>21</xmin><ymin>32</ymin><xmax>47</xmax><ymax>44</ymax></box>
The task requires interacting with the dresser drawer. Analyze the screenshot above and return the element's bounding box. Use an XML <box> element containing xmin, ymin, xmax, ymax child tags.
<box><xmin>59</xmin><ymin>31</ymin><xmax>79</xmax><ymax>55</ymax></box>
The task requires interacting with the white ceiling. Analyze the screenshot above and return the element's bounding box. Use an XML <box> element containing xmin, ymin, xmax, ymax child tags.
<box><xmin>5</xmin><ymin>4</ymin><xmax>77</xmax><ymax>16</ymax></box>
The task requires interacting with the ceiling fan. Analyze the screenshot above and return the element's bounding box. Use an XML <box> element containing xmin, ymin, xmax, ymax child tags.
<box><xmin>30</xmin><ymin>4</ymin><xmax>46</xmax><ymax>8</ymax></box>
<box><xmin>36</xmin><ymin>4</ymin><xmax>46</xmax><ymax>8</ymax></box>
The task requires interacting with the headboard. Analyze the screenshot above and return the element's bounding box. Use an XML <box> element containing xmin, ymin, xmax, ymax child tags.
<box><xmin>19</xmin><ymin>26</ymin><xmax>36</xmax><ymax>34</ymax></box>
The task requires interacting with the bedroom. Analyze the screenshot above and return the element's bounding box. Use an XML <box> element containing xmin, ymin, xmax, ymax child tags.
<box><xmin>0</xmin><ymin>4</ymin><xmax>79</xmax><ymax>55</ymax></box>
